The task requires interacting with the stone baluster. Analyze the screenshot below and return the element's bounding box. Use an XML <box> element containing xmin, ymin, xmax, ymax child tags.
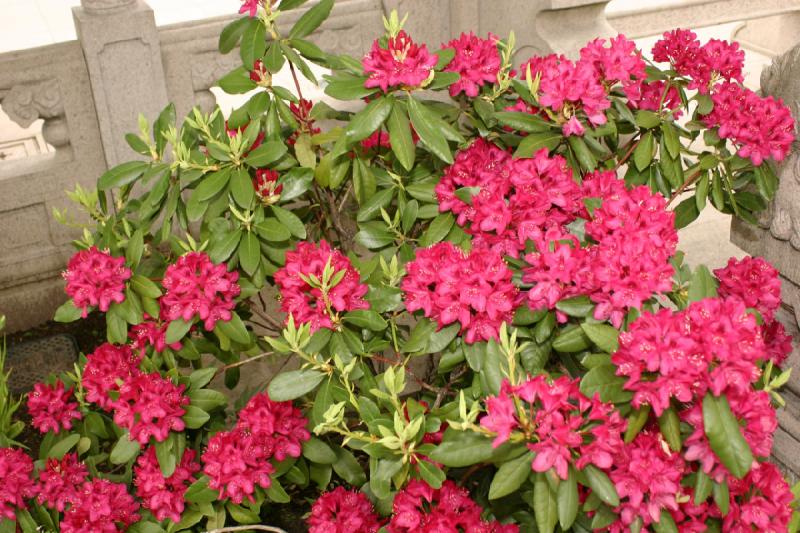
<box><xmin>73</xmin><ymin>0</ymin><xmax>169</xmax><ymax>166</ymax></box>
<box><xmin>1</xmin><ymin>81</ymin><xmax>69</xmax><ymax>152</ymax></box>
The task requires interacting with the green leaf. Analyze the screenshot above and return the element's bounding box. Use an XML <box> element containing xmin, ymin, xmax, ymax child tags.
<box><xmin>696</xmin><ymin>93</ymin><xmax>714</xmax><ymax>115</ymax></box>
<box><xmin>402</xmin><ymin>318</ymin><xmax>438</xmax><ymax>353</ymax></box>
<box><xmin>555</xmin><ymin>295</ymin><xmax>594</xmax><ymax>317</ymax></box>
<box><xmin>419</xmin><ymin>213</ymin><xmax>454</xmax><ymax>247</ymax></box>
<box><xmin>184</xmin><ymin>478</ymin><xmax>218</xmax><ymax>504</ymax></box>
<box><xmin>333</xmin><ymin>447</ymin><xmax>366</xmax><ymax>486</ymax></box>
<box><xmin>268</xmin><ymin>369</ymin><xmax>326</xmax><ymax>401</ymax></box>
<box><xmin>580</xmin><ymin>323</ymin><xmax>619</xmax><ymax>353</ymax></box>
<box><xmin>694</xmin><ymin>470</ymin><xmax>712</xmax><ymax>504</ymax></box>
<box><xmin>302</xmin><ymin>437</ymin><xmax>338</xmax><ymax>464</ymax></box>
<box><xmin>583</xmin><ymin>464</ymin><xmax>620</xmax><ymax>506</ymax></box>
<box><xmin>279</xmin><ymin>167</ymin><xmax>314</xmax><ymax>201</ymax></box>
<box><xmin>580</xmin><ymin>364</ymin><xmax>631</xmax><ymax>404</ymax></box>
<box><xmin>272</xmin><ymin>205</ymin><xmax>306</xmax><ymax>238</ymax></box>
<box><xmin>209</xmin><ymin>228</ymin><xmax>243</xmax><ymax>264</ymax></box>
<box><xmin>353</xmin><ymin>158</ymin><xmax>376</xmax><ymax>205</ymax></box>
<box><xmin>702</xmin><ymin>393</ymin><xmax>753</xmax><ymax>479</ymax></box>
<box><xmin>238</xmin><ymin>231</ymin><xmax>261</xmax><ymax>275</ymax></box>
<box><xmin>713</xmin><ymin>480</ymin><xmax>730</xmax><ymax>516</ymax></box>
<box><xmin>189</xmin><ymin>368</ymin><xmax>217</xmax><ymax>390</ymax></box>
<box><xmin>652</xmin><ymin>513</ymin><xmax>679</xmax><ymax>533</ymax></box>
<box><xmin>263</xmin><ymin>41</ymin><xmax>286</xmax><ymax>72</ymax></box>
<box><xmin>218</xmin><ymin>67</ymin><xmax>257</xmax><ymax>94</ymax></box>
<box><xmin>324</xmin><ymin>74</ymin><xmax>374</xmax><ymax>100</ymax></box>
<box><xmin>625</xmin><ymin>405</ymin><xmax>651</xmax><ymax>443</ymax></box>
<box><xmin>633</xmin><ymin>131</ymin><xmax>655</xmax><ymax>171</ymax></box>
<box><xmin>47</xmin><ymin>433</ymin><xmax>80</xmax><ymax>460</ymax></box>
<box><xmin>417</xmin><ymin>460</ymin><xmax>447</xmax><ymax>489</ymax></box>
<box><xmin>188</xmin><ymin>389</ymin><xmax>228</xmax><ymax>412</ymax></box>
<box><xmin>230</xmin><ymin>167</ymin><xmax>255</xmax><ymax>208</ymax></box>
<box><xmin>494</xmin><ymin>111</ymin><xmax>551</xmax><ymax>133</ymax></box>
<box><xmin>110</xmin><ymin>433</ymin><xmax>141</xmax><ymax>464</ymax></box>
<box><xmin>658</xmin><ymin>406</ymin><xmax>682</xmax><ymax>452</ymax></box>
<box><xmin>218</xmin><ymin>16</ymin><xmax>250</xmax><ymax>53</ymax></box>
<box><xmin>687</xmin><ymin>265</ymin><xmax>718</xmax><ymax>302</ymax></box>
<box><xmin>357</xmin><ymin>187</ymin><xmax>394</xmax><ymax>222</ymax></box>
<box><xmin>240</xmin><ymin>18</ymin><xmax>266</xmax><ymax>68</ymax></box>
<box><xmin>343</xmin><ymin>310</ymin><xmax>388</xmax><ymax>331</ymax></box>
<box><xmin>514</xmin><ymin>131</ymin><xmax>562</xmax><ymax>158</ymax></box>
<box><xmin>195</xmin><ymin>168</ymin><xmax>232</xmax><ymax>202</ymax></box>
<box><xmin>217</xmin><ymin>312</ymin><xmax>250</xmax><ymax>344</ymax></box>
<box><xmin>568</xmin><ymin>136</ymin><xmax>597</xmax><ymax>171</ymax></box>
<box><xmin>165</xmin><ymin>319</ymin><xmax>192</xmax><ymax>344</ymax></box>
<box><xmin>355</xmin><ymin>222</ymin><xmax>394</xmax><ymax>249</ymax></box>
<box><xmin>54</xmin><ymin>300</ymin><xmax>82</xmax><ymax>323</ymax></box>
<box><xmin>558</xmin><ymin>469</ymin><xmax>579</xmax><ymax>529</ymax></box>
<box><xmin>552</xmin><ymin>325</ymin><xmax>590</xmax><ymax>353</ymax></box>
<box><xmin>126</xmin><ymin>229</ymin><xmax>144</xmax><ymax>266</ymax></box>
<box><xmin>662</xmin><ymin>121</ymin><xmax>681</xmax><ymax>158</ymax></box>
<box><xmin>155</xmin><ymin>437</ymin><xmax>177</xmax><ymax>478</ymax></box>
<box><xmin>635</xmin><ymin>110</ymin><xmax>661</xmax><ymax>129</ymax></box>
<box><xmin>388</xmin><ymin>103</ymin><xmax>415</xmax><ymax>170</ymax></box>
<box><xmin>674</xmin><ymin>197</ymin><xmax>700</xmax><ymax>229</ymax></box>
<box><xmin>106</xmin><ymin>307</ymin><xmax>128</xmax><ymax>344</ymax></box>
<box><xmin>407</xmin><ymin>96</ymin><xmax>452</xmax><ymax>164</ymax></box>
<box><xmin>346</xmin><ymin>97</ymin><xmax>393</xmax><ymax>142</ymax></box>
<box><xmin>130</xmin><ymin>274</ymin><xmax>162</xmax><ymax>299</ymax></box>
<box><xmin>429</xmin><ymin>429</ymin><xmax>494</xmax><ymax>467</ymax></box>
<box><xmin>534</xmin><ymin>472</ymin><xmax>558</xmax><ymax>533</ymax></box>
<box><xmin>183</xmin><ymin>405</ymin><xmax>210</xmax><ymax>429</ymax></box>
<box><xmin>255</xmin><ymin>218</ymin><xmax>291</xmax><ymax>241</ymax></box>
<box><xmin>489</xmin><ymin>451</ymin><xmax>534</xmax><ymax>500</ymax></box>
<box><xmin>289</xmin><ymin>0</ymin><xmax>333</xmax><ymax>38</ymax></box>
<box><xmin>98</xmin><ymin>161</ymin><xmax>148</xmax><ymax>190</ymax></box>
<box><xmin>245</xmin><ymin>140</ymin><xmax>289</xmax><ymax>167</ymax></box>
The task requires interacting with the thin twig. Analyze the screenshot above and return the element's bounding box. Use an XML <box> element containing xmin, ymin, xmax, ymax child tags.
<box><xmin>433</xmin><ymin>365</ymin><xmax>469</xmax><ymax>410</ymax></box>
<box><xmin>667</xmin><ymin>169</ymin><xmax>702</xmax><ymax>207</ymax></box>
<box><xmin>615</xmin><ymin>137</ymin><xmax>640</xmax><ymax>169</ymax></box>
<box><xmin>205</xmin><ymin>526</ymin><xmax>287</xmax><ymax>533</ymax></box>
<box><xmin>288</xmin><ymin>62</ymin><xmax>305</xmax><ymax>102</ymax></box>
<box><xmin>251</xmin><ymin>306</ymin><xmax>283</xmax><ymax>330</ymax></box>
<box><xmin>214</xmin><ymin>351</ymin><xmax>275</xmax><ymax>378</ymax></box>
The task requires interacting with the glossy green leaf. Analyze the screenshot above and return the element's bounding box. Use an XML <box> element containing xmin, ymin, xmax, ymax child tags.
<box><xmin>346</xmin><ymin>97</ymin><xmax>393</xmax><ymax>142</ymax></box>
<box><xmin>110</xmin><ymin>433</ymin><xmax>140</xmax><ymax>464</ymax></box>
<box><xmin>489</xmin><ymin>451</ymin><xmax>534</xmax><ymax>500</ymax></box>
<box><xmin>289</xmin><ymin>0</ymin><xmax>333</xmax><ymax>38</ymax></box>
<box><xmin>407</xmin><ymin>96</ymin><xmax>452</xmax><ymax>164</ymax></box>
<box><xmin>702</xmin><ymin>393</ymin><xmax>753</xmax><ymax>479</ymax></box>
<box><xmin>98</xmin><ymin>161</ymin><xmax>148</xmax><ymax>190</ymax></box>
<box><xmin>514</xmin><ymin>131</ymin><xmax>562</xmax><ymax>158</ymax></box>
<box><xmin>534</xmin><ymin>472</ymin><xmax>558</xmax><ymax>533</ymax></box>
<box><xmin>388</xmin><ymin>103</ymin><xmax>415</xmax><ymax>170</ymax></box>
<box><xmin>268</xmin><ymin>369</ymin><xmax>326</xmax><ymax>401</ymax></box>
<box><xmin>579</xmin><ymin>364</ymin><xmax>631</xmax><ymax>403</ymax></box>
<box><xmin>583</xmin><ymin>464</ymin><xmax>620</xmax><ymax>506</ymax></box>
<box><xmin>581</xmin><ymin>323</ymin><xmax>619</xmax><ymax>353</ymax></box>
<box><xmin>238</xmin><ymin>231</ymin><xmax>261</xmax><ymax>275</ymax></box>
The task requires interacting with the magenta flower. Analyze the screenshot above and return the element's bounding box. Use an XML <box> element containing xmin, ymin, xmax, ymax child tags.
<box><xmin>579</xmin><ymin>35</ymin><xmax>645</xmax><ymax>85</ymax></box>
<box><xmin>714</xmin><ymin>256</ymin><xmax>782</xmax><ymax>320</ymax></box>
<box><xmin>61</xmin><ymin>478</ymin><xmax>140</xmax><ymax>533</ymax></box>
<box><xmin>402</xmin><ymin>241</ymin><xmax>519</xmax><ymax>344</ymax></box>
<box><xmin>253</xmin><ymin>168</ymin><xmax>283</xmax><ymax>206</ymax></box>
<box><xmin>480</xmin><ymin>387</ymin><xmax>517</xmax><ymax>448</ymax></box>
<box><xmin>129</xmin><ymin>312</ymin><xmax>182</xmax><ymax>354</ymax></box>
<box><xmin>274</xmin><ymin>240</ymin><xmax>369</xmax><ymax>331</ymax></box>
<box><xmin>442</xmin><ymin>32</ymin><xmax>501</xmax><ymax>97</ymax></box>
<box><xmin>764</xmin><ymin>319</ymin><xmax>793</xmax><ymax>365</ymax></box>
<box><xmin>624</xmin><ymin>79</ymin><xmax>683</xmax><ymax>118</ymax></box>
<box><xmin>239</xmin><ymin>0</ymin><xmax>261</xmax><ymax>18</ymax></box>
<box><xmin>652</xmin><ymin>29</ymin><xmax>744</xmax><ymax>93</ymax></box>
<box><xmin>112</xmin><ymin>372</ymin><xmax>189</xmax><ymax>444</ymax></box>
<box><xmin>82</xmin><ymin>343</ymin><xmax>141</xmax><ymax>411</ymax></box>
<box><xmin>201</xmin><ymin>428</ymin><xmax>275</xmax><ymax>504</ymax></box>
<box><xmin>237</xmin><ymin>392</ymin><xmax>310</xmax><ymax>461</ymax></box>
<box><xmin>389</xmin><ymin>479</ymin><xmax>518</xmax><ymax>533</ymax></box>
<box><xmin>161</xmin><ymin>251</ymin><xmax>240</xmax><ymax>331</ymax></box>
<box><xmin>608</xmin><ymin>432</ymin><xmax>686</xmax><ymax>529</ymax></box>
<box><xmin>134</xmin><ymin>446</ymin><xmax>199</xmax><ymax>523</ymax></box>
<box><xmin>308</xmin><ymin>486</ymin><xmax>382</xmax><ymax>533</ymax></box>
<box><xmin>0</xmin><ymin>447</ymin><xmax>35</xmax><ymax>520</ymax></box>
<box><xmin>27</xmin><ymin>380</ymin><xmax>82</xmax><ymax>434</ymax></box>
<box><xmin>63</xmin><ymin>246</ymin><xmax>131</xmax><ymax>317</ymax></box>
<box><xmin>362</xmin><ymin>30</ymin><xmax>437</xmax><ymax>92</ymax></box>
<box><xmin>725</xmin><ymin>462</ymin><xmax>793</xmax><ymax>532</ymax></box>
<box><xmin>35</xmin><ymin>453</ymin><xmax>88</xmax><ymax>512</ymax></box>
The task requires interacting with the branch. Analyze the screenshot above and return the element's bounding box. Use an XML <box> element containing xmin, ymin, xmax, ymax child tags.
<box><xmin>214</xmin><ymin>351</ymin><xmax>275</xmax><ymax>378</ymax></box>
<box><xmin>667</xmin><ymin>169</ymin><xmax>702</xmax><ymax>207</ymax></box>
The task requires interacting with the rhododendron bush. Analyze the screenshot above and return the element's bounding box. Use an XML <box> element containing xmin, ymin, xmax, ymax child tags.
<box><xmin>3</xmin><ymin>0</ymin><xmax>800</xmax><ymax>531</ymax></box>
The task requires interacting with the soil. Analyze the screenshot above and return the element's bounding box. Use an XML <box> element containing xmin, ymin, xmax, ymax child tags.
<box><xmin>6</xmin><ymin>312</ymin><xmax>106</xmax><ymax>356</ymax></box>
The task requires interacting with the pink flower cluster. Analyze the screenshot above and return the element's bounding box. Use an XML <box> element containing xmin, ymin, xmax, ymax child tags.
<box><xmin>274</xmin><ymin>240</ymin><xmax>369</xmax><ymax>331</ymax></box>
<box><xmin>652</xmin><ymin>29</ymin><xmax>744</xmax><ymax>93</ymax></box>
<box><xmin>26</xmin><ymin>379</ymin><xmax>82</xmax><ymax>434</ymax></box>
<box><xmin>0</xmin><ymin>447</ymin><xmax>35</xmax><ymax>519</ymax></box>
<box><xmin>113</xmin><ymin>372</ymin><xmax>190</xmax><ymax>444</ymax></box>
<box><xmin>82</xmin><ymin>343</ymin><xmax>141</xmax><ymax>410</ymax></box>
<box><xmin>715</xmin><ymin>256</ymin><xmax>792</xmax><ymax>364</ymax></box>
<box><xmin>82</xmin><ymin>342</ymin><xmax>188</xmax><ymax>444</ymax></box>
<box><xmin>362</xmin><ymin>30</ymin><xmax>437</xmax><ymax>92</ymax></box>
<box><xmin>402</xmin><ymin>241</ymin><xmax>518</xmax><ymax>344</ymax></box>
<box><xmin>480</xmin><ymin>376</ymin><xmax>625</xmax><ymax>479</ymax></box>
<box><xmin>606</xmin><ymin>431</ymin><xmax>685</xmax><ymax>530</ymax></box>
<box><xmin>63</xmin><ymin>246</ymin><xmax>131</xmax><ymax>317</ymax></box>
<box><xmin>612</xmin><ymin>297</ymin><xmax>766</xmax><ymax>416</ymax></box>
<box><xmin>35</xmin><ymin>454</ymin><xmax>88</xmax><ymax>513</ymax></box>
<box><xmin>724</xmin><ymin>462</ymin><xmax>794</xmax><ymax>532</ymax></box>
<box><xmin>253</xmin><ymin>168</ymin><xmax>283</xmax><ymax>206</ymax></box>
<box><xmin>134</xmin><ymin>446</ymin><xmax>200</xmax><ymax>522</ymax></box>
<box><xmin>61</xmin><ymin>478</ymin><xmax>140</xmax><ymax>533</ymax></box>
<box><xmin>161</xmin><ymin>251</ymin><xmax>240</xmax><ymax>331</ymax></box>
<box><xmin>201</xmin><ymin>392</ymin><xmax>309</xmax><ymax>504</ymax></box>
<box><xmin>435</xmin><ymin>139</ymin><xmax>584</xmax><ymax>258</ymax></box>
<box><xmin>307</xmin><ymin>486</ymin><xmax>382</xmax><ymax>533</ymax></box>
<box><xmin>523</xmin><ymin>170</ymin><xmax>676</xmax><ymax>327</ymax></box>
<box><xmin>702</xmin><ymin>81</ymin><xmax>795</xmax><ymax>165</ymax></box>
<box><xmin>624</xmin><ymin>79</ymin><xmax>683</xmax><ymax>118</ymax></box>
<box><xmin>442</xmin><ymin>32</ymin><xmax>501</xmax><ymax>97</ymax></box>
<box><xmin>238</xmin><ymin>0</ymin><xmax>261</xmax><ymax>17</ymax></box>
<box><xmin>388</xmin><ymin>480</ymin><xmax>518</xmax><ymax>533</ymax></box>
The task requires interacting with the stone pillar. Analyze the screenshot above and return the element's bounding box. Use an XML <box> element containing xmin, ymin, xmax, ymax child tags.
<box><xmin>73</xmin><ymin>0</ymin><xmax>169</xmax><ymax>166</ymax></box>
<box><xmin>730</xmin><ymin>44</ymin><xmax>800</xmax><ymax>483</ymax></box>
